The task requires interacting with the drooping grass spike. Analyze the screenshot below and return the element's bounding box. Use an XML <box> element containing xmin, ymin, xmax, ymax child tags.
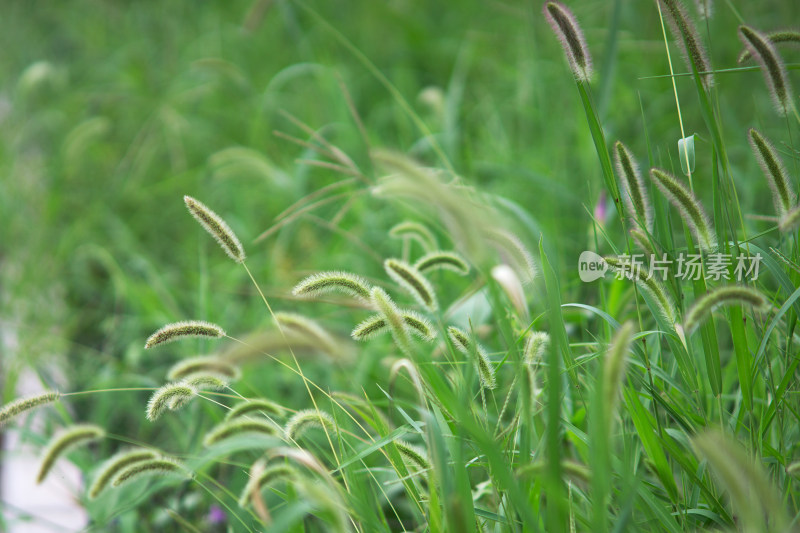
<box><xmin>389</xmin><ymin>221</ymin><xmax>438</xmax><ymax>252</ymax></box>
<box><xmin>89</xmin><ymin>449</ymin><xmax>159</xmax><ymax>499</ymax></box>
<box><xmin>649</xmin><ymin>168</ymin><xmax>716</xmax><ymax>251</ymax></box>
<box><xmin>543</xmin><ymin>2</ymin><xmax>594</xmax><ymax>82</ymax></box>
<box><xmin>738</xmin><ymin>30</ymin><xmax>800</xmax><ymax>64</ymax></box>
<box><xmin>739</xmin><ymin>25</ymin><xmax>794</xmax><ymax>116</ymax></box>
<box><xmin>0</xmin><ymin>391</ymin><xmax>59</xmax><ymax>428</ymax></box>
<box><xmin>657</xmin><ymin>0</ymin><xmax>714</xmax><ymax>88</ymax></box>
<box><xmin>291</xmin><ymin>271</ymin><xmax>371</xmax><ymax>300</ymax></box>
<box><xmin>370</xmin><ymin>287</ymin><xmax>412</xmax><ymax>354</ymax></box>
<box><xmin>238</xmin><ymin>460</ymin><xmax>298</xmax><ymax>509</ymax></box>
<box><xmin>284</xmin><ymin>409</ymin><xmax>336</xmax><ymax>441</ymax></box>
<box><xmin>684</xmin><ymin>285</ymin><xmax>769</xmax><ymax>334</ymax></box>
<box><xmin>144</xmin><ymin>320</ymin><xmax>225</xmax><ymax>349</ymax></box>
<box><xmin>524</xmin><ymin>331</ymin><xmax>550</xmax><ymax>364</ymax></box>
<box><xmin>447</xmin><ymin>326</ymin><xmax>497</xmax><ymax>389</ymax></box>
<box><xmin>604</xmin><ymin>255</ymin><xmax>679</xmax><ymax>324</ymax></box>
<box><xmin>225</xmin><ymin>398</ymin><xmax>285</xmax><ymax>421</ymax></box>
<box><xmin>146</xmin><ymin>383</ymin><xmax>196</xmax><ymax>421</ymax></box>
<box><xmin>602</xmin><ymin>322</ymin><xmax>635</xmax><ymax>417</ymax></box>
<box><xmin>184</xmin><ymin>195</ymin><xmax>245</xmax><ymax>263</ymax></box>
<box><xmin>111</xmin><ymin>457</ymin><xmax>187</xmax><ymax>488</ymax></box>
<box><xmin>37</xmin><ymin>424</ymin><xmax>105</xmax><ymax>484</ymax></box>
<box><xmin>414</xmin><ymin>250</ymin><xmax>470</xmax><ymax>275</ymax></box>
<box><xmin>393</xmin><ymin>439</ymin><xmax>430</xmax><ymax>469</ymax></box>
<box><xmin>614</xmin><ymin>141</ymin><xmax>653</xmax><ymax>231</ymax></box>
<box><xmin>748</xmin><ymin>128</ymin><xmax>796</xmax><ymax>217</ymax></box>
<box><xmin>167</xmin><ymin>355</ymin><xmax>240</xmax><ymax>381</ymax></box>
<box><xmin>204</xmin><ymin>418</ymin><xmax>281</xmax><ymax>446</ymax></box>
<box><xmin>384</xmin><ymin>258</ymin><xmax>438</xmax><ymax>312</ymax></box>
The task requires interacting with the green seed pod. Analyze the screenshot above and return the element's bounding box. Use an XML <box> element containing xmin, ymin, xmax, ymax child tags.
<box><xmin>38</xmin><ymin>424</ymin><xmax>105</xmax><ymax>484</ymax></box>
<box><xmin>184</xmin><ymin>195</ymin><xmax>245</xmax><ymax>263</ymax></box>
<box><xmin>144</xmin><ymin>320</ymin><xmax>225</xmax><ymax>349</ymax></box>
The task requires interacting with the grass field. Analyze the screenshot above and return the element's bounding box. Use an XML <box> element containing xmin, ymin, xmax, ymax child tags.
<box><xmin>3</xmin><ymin>0</ymin><xmax>800</xmax><ymax>531</ymax></box>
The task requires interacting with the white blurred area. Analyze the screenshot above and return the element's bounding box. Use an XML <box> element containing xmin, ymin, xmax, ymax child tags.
<box><xmin>2</xmin><ymin>371</ymin><xmax>88</xmax><ymax>532</ymax></box>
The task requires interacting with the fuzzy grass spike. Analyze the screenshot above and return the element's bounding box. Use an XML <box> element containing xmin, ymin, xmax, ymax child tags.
<box><xmin>0</xmin><ymin>391</ymin><xmax>59</xmax><ymax>428</ymax></box>
<box><xmin>291</xmin><ymin>271</ymin><xmax>371</xmax><ymax>300</ymax></box>
<box><xmin>739</xmin><ymin>25</ymin><xmax>793</xmax><ymax>115</ymax></box>
<box><xmin>544</xmin><ymin>2</ymin><xmax>594</xmax><ymax>82</ymax></box>
<box><xmin>184</xmin><ymin>195</ymin><xmax>245</xmax><ymax>263</ymax></box>
<box><xmin>89</xmin><ymin>449</ymin><xmax>159</xmax><ymax>499</ymax></box>
<box><xmin>649</xmin><ymin>168</ymin><xmax>716</xmax><ymax>251</ymax></box>
<box><xmin>144</xmin><ymin>320</ymin><xmax>225</xmax><ymax>349</ymax></box>
<box><xmin>37</xmin><ymin>424</ymin><xmax>105</xmax><ymax>484</ymax></box>
<box><xmin>684</xmin><ymin>286</ymin><xmax>769</xmax><ymax>334</ymax></box>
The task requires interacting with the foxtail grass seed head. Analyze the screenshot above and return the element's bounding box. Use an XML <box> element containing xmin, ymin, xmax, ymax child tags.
<box><xmin>146</xmin><ymin>383</ymin><xmax>196</xmax><ymax>421</ymax></box>
<box><xmin>370</xmin><ymin>287</ymin><xmax>411</xmax><ymax>352</ymax></box>
<box><xmin>447</xmin><ymin>326</ymin><xmax>497</xmax><ymax>389</ymax></box>
<box><xmin>291</xmin><ymin>271</ymin><xmax>371</xmax><ymax>300</ymax></box>
<box><xmin>649</xmin><ymin>168</ymin><xmax>716</xmax><ymax>251</ymax></box>
<box><xmin>384</xmin><ymin>259</ymin><xmax>438</xmax><ymax>312</ymax></box>
<box><xmin>402</xmin><ymin>311</ymin><xmax>436</xmax><ymax>341</ymax></box>
<box><xmin>657</xmin><ymin>0</ymin><xmax>714</xmax><ymax>88</ymax></box>
<box><xmin>629</xmin><ymin>228</ymin><xmax>658</xmax><ymax>257</ymax></box>
<box><xmin>284</xmin><ymin>409</ymin><xmax>336</xmax><ymax>441</ymax></box>
<box><xmin>748</xmin><ymin>128</ymin><xmax>796</xmax><ymax>217</ymax></box>
<box><xmin>604</xmin><ymin>255</ymin><xmax>679</xmax><ymax>324</ymax></box>
<box><xmin>37</xmin><ymin>424</ymin><xmax>105</xmax><ymax>484</ymax></box>
<box><xmin>274</xmin><ymin>312</ymin><xmax>338</xmax><ymax>353</ymax></box>
<box><xmin>167</xmin><ymin>356</ymin><xmax>240</xmax><ymax>381</ymax></box>
<box><xmin>614</xmin><ymin>141</ymin><xmax>653</xmax><ymax>231</ymax></box>
<box><xmin>0</xmin><ymin>391</ymin><xmax>59</xmax><ymax>428</ymax></box>
<box><xmin>544</xmin><ymin>2</ymin><xmax>594</xmax><ymax>82</ymax></box>
<box><xmin>393</xmin><ymin>439</ymin><xmax>430</xmax><ymax>470</ymax></box>
<box><xmin>684</xmin><ymin>286</ymin><xmax>769</xmax><ymax>334</ymax></box>
<box><xmin>184</xmin><ymin>195</ymin><xmax>245</xmax><ymax>263</ymax></box>
<box><xmin>239</xmin><ymin>461</ymin><xmax>298</xmax><ymax>509</ymax></box>
<box><xmin>89</xmin><ymin>449</ymin><xmax>159</xmax><ymax>499</ymax></box>
<box><xmin>739</xmin><ymin>25</ymin><xmax>794</xmax><ymax>115</ymax></box>
<box><xmin>780</xmin><ymin>204</ymin><xmax>800</xmax><ymax>232</ymax></box>
<box><xmin>738</xmin><ymin>30</ymin><xmax>800</xmax><ymax>63</ymax></box>
<box><xmin>111</xmin><ymin>457</ymin><xmax>186</xmax><ymax>488</ymax></box>
<box><xmin>524</xmin><ymin>332</ymin><xmax>550</xmax><ymax>364</ymax></box>
<box><xmin>414</xmin><ymin>250</ymin><xmax>470</xmax><ymax>275</ymax></box>
<box><xmin>389</xmin><ymin>221</ymin><xmax>438</xmax><ymax>252</ymax></box>
<box><xmin>602</xmin><ymin>322</ymin><xmax>635</xmax><ymax>417</ymax></box>
<box><xmin>145</xmin><ymin>320</ymin><xmax>225</xmax><ymax>349</ymax></box>
<box><xmin>225</xmin><ymin>398</ymin><xmax>284</xmax><ymax>421</ymax></box>
<box><xmin>351</xmin><ymin>314</ymin><xmax>389</xmax><ymax>340</ymax></box>
<box><xmin>184</xmin><ymin>374</ymin><xmax>228</xmax><ymax>390</ymax></box>
<box><xmin>204</xmin><ymin>418</ymin><xmax>281</xmax><ymax>447</ymax></box>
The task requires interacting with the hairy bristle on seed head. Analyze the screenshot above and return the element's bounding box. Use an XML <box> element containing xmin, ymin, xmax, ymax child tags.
<box><xmin>167</xmin><ymin>356</ymin><xmax>240</xmax><ymax>381</ymax></box>
<box><xmin>614</xmin><ymin>141</ymin><xmax>653</xmax><ymax>231</ymax></box>
<box><xmin>351</xmin><ymin>314</ymin><xmax>389</xmax><ymax>341</ymax></box>
<box><xmin>602</xmin><ymin>322</ymin><xmax>635</xmax><ymax>419</ymax></box>
<box><xmin>402</xmin><ymin>311</ymin><xmax>436</xmax><ymax>341</ymax></box>
<box><xmin>184</xmin><ymin>195</ymin><xmax>245</xmax><ymax>263</ymax></box>
<box><xmin>384</xmin><ymin>258</ymin><xmax>438</xmax><ymax>312</ymax></box>
<box><xmin>657</xmin><ymin>0</ymin><xmax>714</xmax><ymax>88</ymax></box>
<box><xmin>544</xmin><ymin>2</ymin><xmax>594</xmax><ymax>82</ymax></box>
<box><xmin>739</xmin><ymin>25</ymin><xmax>793</xmax><ymax>116</ymax></box>
<box><xmin>447</xmin><ymin>326</ymin><xmax>496</xmax><ymax>389</ymax></box>
<box><xmin>37</xmin><ymin>424</ymin><xmax>105</xmax><ymax>484</ymax></box>
<box><xmin>225</xmin><ymin>398</ymin><xmax>284</xmax><ymax>421</ymax></box>
<box><xmin>111</xmin><ymin>457</ymin><xmax>186</xmax><ymax>488</ymax></box>
<box><xmin>144</xmin><ymin>320</ymin><xmax>225</xmax><ymax>349</ymax></box>
<box><xmin>604</xmin><ymin>255</ymin><xmax>678</xmax><ymax>324</ymax></box>
<box><xmin>524</xmin><ymin>332</ymin><xmax>550</xmax><ymax>364</ymax></box>
<box><xmin>748</xmin><ymin>129</ymin><xmax>796</xmax><ymax>217</ymax></box>
<box><xmin>284</xmin><ymin>409</ymin><xmax>335</xmax><ymax>441</ymax></box>
<box><xmin>738</xmin><ymin>30</ymin><xmax>800</xmax><ymax>64</ymax></box>
<box><xmin>239</xmin><ymin>461</ymin><xmax>298</xmax><ymax>509</ymax></box>
<box><xmin>389</xmin><ymin>221</ymin><xmax>438</xmax><ymax>252</ymax></box>
<box><xmin>684</xmin><ymin>285</ymin><xmax>769</xmax><ymax>334</ymax></box>
<box><xmin>204</xmin><ymin>418</ymin><xmax>281</xmax><ymax>447</ymax></box>
<box><xmin>146</xmin><ymin>383</ymin><xmax>196</xmax><ymax>421</ymax></box>
<box><xmin>370</xmin><ymin>287</ymin><xmax>412</xmax><ymax>353</ymax></box>
<box><xmin>89</xmin><ymin>449</ymin><xmax>159</xmax><ymax>499</ymax></box>
<box><xmin>414</xmin><ymin>251</ymin><xmax>470</xmax><ymax>275</ymax></box>
<box><xmin>291</xmin><ymin>271</ymin><xmax>371</xmax><ymax>300</ymax></box>
<box><xmin>780</xmin><ymin>204</ymin><xmax>800</xmax><ymax>233</ymax></box>
<box><xmin>649</xmin><ymin>168</ymin><xmax>716</xmax><ymax>251</ymax></box>
<box><xmin>0</xmin><ymin>391</ymin><xmax>60</xmax><ymax>428</ymax></box>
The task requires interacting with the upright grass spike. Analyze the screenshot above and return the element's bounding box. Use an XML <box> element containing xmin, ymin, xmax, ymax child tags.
<box><xmin>89</xmin><ymin>449</ymin><xmax>159</xmax><ymax>499</ymax></box>
<box><xmin>291</xmin><ymin>271</ymin><xmax>371</xmax><ymax>300</ymax></box>
<box><xmin>780</xmin><ymin>204</ymin><xmax>800</xmax><ymax>232</ymax></box>
<box><xmin>389</xmin><ymin>221</ymin><xmax>438</xmax><ymax>252</ymax></box>
<box><xmin>384</xmin><ymin>258</ymin><xmax>438</xmax><ymax>311</ymax></box>
<box><xmin>657</xmin><ymin>0</ymin><xmax>714</xmax><ymax>88</ymax></box>
<box><xmin>370</xmin><ymin>287</ymin><xmax>411</xmax><ymax>354</ymax></box>
<box><xmin>524</xmin><ymin>332</ymin><xmax>550</xmax><ymax>364</ymax></box>
<box><xmin>111</xmin><ymin>457</ymin><xmax>187</xmax><ymax>488</ymax></box>
<box><xmin>543</xmin><ymin>1</ymin><xmax>594</xmax><ymax>82</ymax></box>
<box><xmin>284</xmin><ymin>409</ymin><xmax>336</xmax><ymax>441</ymax></box>
<box><xmin>739</xmin><ymin>25</ymin><xmax>794</xmax><ymax>116</ymax></box>
<box><xmin>447</xmin><ymin>326</ymin><xmax>497</xmax><ymax>389</ymax></box>
<box><xmin>602</xmin><ymin>323</ymin><xmax>635</xmax><ymax>417</ymax></box>
<box><xmin>604</xmin><ymin>255</ymin><xmax>678</xmax><ymax>324</ymax></box>
<box><xmin>225</xmin><ymin>398</ymin><xmax>285</xmax><ymax>421</ymax></box>
<box><xmin>614</xmin><ymin>141</ymin><xmax>653</xmax><ymax>231</ymax></box>
<box><xmin>184</xmin><ymin>195</ymin><xmax>245</xmax><ymax>263</ymax></box>
<box><xmin>649</xmin><ymin>168</ymin><xmax>716</xmax><ymax>251</ymax></box>
<box><xmin>738</xmin><ymin>30</ymin><xmax>800</xmax><ymax>63</ymax></box>
<box><xmin>37</xmin><ymin>424</ymin><xmax>105</xmax><ymax>484</ymax></box>
<box><xmin>0</xmin><ymin>391</ymin><xmax>59</xmax><ymax>428</ymax></box>
<box><xmin>238</xmin><ymin>460</ymin><xmax>298</xmax><ymax>509</ymax></box>
<box><xmin>414</xmin><ymin>250</ymin><xmax>470</xmax><ymax>275</ymax></box>
<box><xmin>684</xmin><ymin>286</ymin><xmax>769</xmax><ymax>334</ymax></box>
<box><xmin>393</xmin><ymin>439</ymin><xmax>430</xmax><ymax>470</ymax></box>
<box><xmin>144</xmin><ymin>320</ymin><xmax>225</xmax><ymax>349</ymax></box>
<box><xmin>167</xmin><ymin>355</ymin><xmax>240</xmax><ymax>381</ymax></box>
<box><xmin>748</xmin><ymin>128</ymin><xmax>796</xmax><ymax>217</ymax></box>
<box><xmin>204</xmin><ymin>418</ymin><xmax>281</xmax><ymax>447</ymax></box>
<box><xmin>146</xmin><ymin>383</ymin><xmax>196</xmax><ymax>421</ymax></box>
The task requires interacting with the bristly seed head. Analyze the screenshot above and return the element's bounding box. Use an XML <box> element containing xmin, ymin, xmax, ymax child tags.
<box><xmin>89</xmin><ymin>449</ymin><xmax>159</xmax><ymax>499</ymax></box>
<box><xmin>389</xmin><ymin>221</ymin><xmax>438</xmax><ymax>252</ymax></box>
<box><xmin>738</xmin><ymin>30</ymin><xmax>800</xmax><ymax>64</ymax></box>
<box><xmin>614</xmin><ymin>141</ymin><xmax>653</xmax><ymax>231</ymax></box>
<box><xmin>657</xmin><ymin>0</ymin><xmax>714</xmax><ymax>88</ymax></box>
<box><xmin>146</xmin><ymin>383</ymin><xmax>197</xmax><ymax>421</ymax></box>
<box><xmin>384</xmin><ymin>258</ymin><xmax>438</xmax><ymax>312</ymax></box>
<box><xmin>37</xmin><ymin>424</ymin><xmax>105</xmax><ymax>484</ymax></box>
<box><xmin>111</xmin><ymin>457</ymin><xmax>187</xmax><ymax>488</ymax></box>
<box><xmin>284</xmin><ymin>409</ymin><xmax>336</xmax><ymax>441</ymax></box>
<box><xmin>649</xmin><ymin>167</ymin><xmax>716</xmax><ymax>251</ymax></box>
<box><xmin>0</xmin><ymin>391</ymin><xmax>60</xmax><ymax>428</ymax></box>
<box><xmin>414</xmin><ymin>251</ymin><xmax>470</xmax><ymax>275</ymax></box>
<box><xmin>184</xmin><ymin>195</ymin><xmax>245</xmax><ymax>263</ymax></box>
<box><xmin>684</xmin><ymin>285</ymin><xmax>770</xmax><ymax>334</ymax></box>
<box><xmin>544</xmin><ymin>2</ymin><xmax>594</xmax><ymax>82</ymax></box>
<box><xmin>144</xmin><ymin>320</ymin><xmax>226</xmax><ymax>349</ymax></box>
<box><xmin>291</xmin><ymin>271</ymin><xmax>371</xmax><ymax>300</ymax></box>
<box><xmin>748</xmin><ymin>128</ymin><xmax>796</xmax><ymax>217</ymax></box>
<box><xmin>447</xmin><ymin>326</ymin><xmax>496</xmax><ymax>389</ymax></box>
<box><xmin>204</xmin><ymin>418</ymin><xmax>281</xmax><ymax>447</ymax></box>
<box><xmin>739</xmin><ymin>25</ymin><xmax>794</xmax><ymax>116</ymax></box>
<box><xmin>780</xmin><ymin>204</ymin><xmax>800</xmax><ymax>233</ymax></box>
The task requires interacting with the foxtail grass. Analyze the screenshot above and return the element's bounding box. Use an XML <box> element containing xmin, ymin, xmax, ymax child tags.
<box><xmin>146</xmin><ymin>383</ymin><xmax>196</xmax><ymax>421</ymax></box>
<box><xmin>291</xmin><ymin>271</ymin><xmax>371</xmax><ymax>300</ymax></box>
<box><xmin>544</xmin><ymin>1</ymin><xmax>594</xmax><ymax>82</ymax></box>
<box><xmin>393</xmin><ymin>439</ymin><xmax>430</xmax><ymax>470</ymax></box>
<box><xmin>614</xmin><ymin>141</ymin><xmax>653</xmax><ymax>231</ymax></box>
<box><xmin>0</xmin><ymin>391</ymin><xmax>59</xmax><ymax>428</ymax></box>
<box><xmin>649</xmin><ymin>167</ymin><xmax>716</xmax><ymax>251</ymax></box>
<box><xmin>144</xmin><ymin>320</ymin><xmax>225</xmax><ymax>349</ymax></box>
<box><xmin>414</xmin><ymin>251</ymin><xmax>470</xmax><ymax>275</ymax></box>
<box><xmin>684</xmin><ymin>285</ymin><xmax>769</xmax><ymax>334</ymax></box>
<box><xmin>89</xmin><ymin>449</ymin><xmax>159</xmax><ymax>499</ymax></box>
<box><xmin>384</xmin><ymin>258</ymin><xmax>438</xmax><ymax>311</ymax></box>
<box><xmin>739</xmin><ymin>25</ymin><xmax>794</xmax><ymax>116</ymax></box>
<box><xmin>284</xmin><ymin>409</ymin><xmax>336</xmax><ymax>441</ymax></box>
<box><xmin>111</xmin><ymin>457</ymin><xmax>187</xmax><ymax>488</ymax></box>
<box><xmin>239</xmin><ymin>461</ymin><xmax>298</xmax><ymax>509</ymax></box>
<box><xmin>738</xmin><ymin>30</ymin><xmax>800</xmax><ymax>63</ymax></box>
<box><xmin>524</xmin><ymin>331</ymin><xmax>550</xmax><ymax>364</ymax></box>
<box><xmin>604</xmin><ymin>255</ymin><xmax>678</xmax><ymax>324</ymax></box>
<box><xmin>447</xmin><ymin>326</ymin><xmax>497</xmax><ymax>389</ymax></box>
<box><xmin>37</xmin><ymin>424</ymin><xmax>105</xmax><ymax>484</ymax></box>
<box><xmin>748</xmin><ymin>128</ymin><xmax>796</xmax><ymax>217</ymax></box>
<box><xmin>657</xmin><ymin>0</ymin><xmax>714</xmax><ymax>88</ymax></box>
<box><xmin>389</xmin><ymin>221</ymin><xmax>438</xmax><ymax>252</ymax></box>
<box><xmin>184</xmin><ymin>195</ymin><xmax>245</xmax><ymax>263</ymax></box>
<box><xmin>780</xmin><ymin>204</ymin><xmax>800</xmax><ymax>232</ymax></box>
<box><xmin>204</xmin><ymin>418</ymin><xmax>281</xmax><ymax>446</ymax></box>
<box><xmin>167</xmin><ymin>356</ymin><xmax>240</xmax><ymax>381</ymax></box>
<box><xmin>225</xmin><ymin>398</ymin><xmax>284</xmax><ymax>420</ymax></box>
<box><xmin>602</xmin><ymin>322</ymin><xmax>634</xmax><ymax>416</ymax></box>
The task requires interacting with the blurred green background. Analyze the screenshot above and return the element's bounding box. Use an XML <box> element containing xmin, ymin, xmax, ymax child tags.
<box><xmin>1</xmin><ymin>0</ymin><xmax>800</xmax><ymax>526</ymax></box>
